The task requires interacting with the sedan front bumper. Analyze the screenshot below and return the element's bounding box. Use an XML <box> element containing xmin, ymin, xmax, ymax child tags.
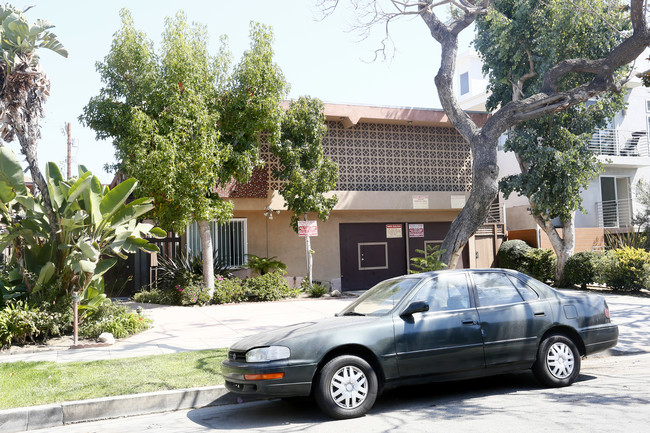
<box><xmin>221</xmin><ymin>359</ymin><xmax>318</xmax><ymax>397</ymax></box>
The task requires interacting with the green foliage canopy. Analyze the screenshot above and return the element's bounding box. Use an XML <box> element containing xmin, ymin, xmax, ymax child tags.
<box><xmin>81</xmin><ymin>10</ymin><xmax>289</xmax><ymax>233</ymax></box>
<box><xmin>475</xmin><ymin>0</ymin><xmax>629</xmax><ymax>222</ymax></box>
<box><xmin>272</xmin><ymin>97</ymin><xmax>338</xmax><ymax>231</ymax></box>
<box><xmin>475</xmin><ymin>0</ymin><xmax>629</xmax><ymax>111</ymax></box>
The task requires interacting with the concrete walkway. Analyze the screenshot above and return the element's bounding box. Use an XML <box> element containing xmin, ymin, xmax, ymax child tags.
<box><xmin>0</xmin><ymin>296</ymin><xmax>355</xmax><ymax>364</ymax></box>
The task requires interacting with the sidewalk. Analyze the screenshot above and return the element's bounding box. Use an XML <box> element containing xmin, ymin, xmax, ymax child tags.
<box><xmin>0</xmin><ymin>296</ymin><xmax>355</xmax><ymax>364</ymax></box>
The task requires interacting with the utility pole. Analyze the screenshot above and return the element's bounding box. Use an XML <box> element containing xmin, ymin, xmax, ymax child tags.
<box><xmin>65</xmin><ymin>122</ymin><xmax>72</xmax><ymax>179</ymax></box>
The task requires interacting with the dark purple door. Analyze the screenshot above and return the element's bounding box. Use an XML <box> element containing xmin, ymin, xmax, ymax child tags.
<box><xmin>339</xmin><ymin>223</ymin><xmax>407</xmax><ymax>291</ymax></box>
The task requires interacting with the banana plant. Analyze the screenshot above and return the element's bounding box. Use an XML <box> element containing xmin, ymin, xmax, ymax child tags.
<box><xmin>0</xmin><ymin>148</ymin><xmax>165</xmax><ymax>306</ymax></box>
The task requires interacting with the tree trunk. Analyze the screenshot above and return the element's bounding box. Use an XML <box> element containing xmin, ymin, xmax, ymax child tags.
<box><xmin>440</xmin><ymin>135</ymin><xmax>499</xmax><ymax>267</ymax></box>
<box><xmin>197</xmin><ymin>220</ymin><xmax>215</xmax><ymax>296</ymax></box>
<box><xmin>533</xmin><ymin>213</ymin><xmax>576</xmax><ymax>286</ymax></box>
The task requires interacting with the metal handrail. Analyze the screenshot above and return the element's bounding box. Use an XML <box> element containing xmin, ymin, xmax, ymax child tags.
<box><xmin>589</xmin><ymin>129</ymin><xmax>650</xmax><ymax>157</ymax></box>
<box><xmin>596</xmin><ymin>198</ymin><xmax>634</xmax><ymax>228</ymax></box>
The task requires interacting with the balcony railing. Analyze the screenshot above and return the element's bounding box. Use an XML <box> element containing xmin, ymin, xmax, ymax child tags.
<box><xmin>596</xmin><ymin>198</ymin><xmax>633</xmax><ymax>228</ymax></box>
<box><xmin>588</xmin><ymin>129</ymin><xmax>650</xmax><ymax>157</ymax></box>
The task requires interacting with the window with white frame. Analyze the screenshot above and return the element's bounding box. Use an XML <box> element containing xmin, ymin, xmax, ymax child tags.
<box><xmin>186</xmin><ymin>219</ymin><xmax>247</xmax><ymax>268</ymax></box>
<box><xmin>460</xmin><ymin>72</ymin><xmax>470</xmax><ymax>95</ymax></box>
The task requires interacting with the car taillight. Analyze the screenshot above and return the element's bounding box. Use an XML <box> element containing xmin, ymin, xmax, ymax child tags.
<box><xmin>605</xmin><ymin>301</ymin><xmax>610</xmax><ymax>319</ymax></box>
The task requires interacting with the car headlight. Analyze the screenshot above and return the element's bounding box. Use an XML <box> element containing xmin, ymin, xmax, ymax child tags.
<box><xmin>245</xmin><ymin>346</ymin><xmax>291</xmax><ymax>363</ymax></box>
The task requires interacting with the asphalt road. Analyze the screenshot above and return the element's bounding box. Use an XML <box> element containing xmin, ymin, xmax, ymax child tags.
<box><xmin>36</xmin><ymin>351</ymin><xmax>650</xmax><ymax>433</ymax></box>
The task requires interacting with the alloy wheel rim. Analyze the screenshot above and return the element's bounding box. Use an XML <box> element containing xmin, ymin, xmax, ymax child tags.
<box><xmin>546</xmin><ymin>341</ymin><xmax>575</xmax><ymax>379</ymax></box>
<box><xmin>330</xmin><ymin>365</ymin><xmax>368</xmax><ymax>409</ymax></box>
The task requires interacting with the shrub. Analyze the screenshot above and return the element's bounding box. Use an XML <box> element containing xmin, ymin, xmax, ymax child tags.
<box><xmin>0</xmin><ymin>302</ymin><xmax>38</xmax><ymax>347</ymax></box>
<box><xmin>133</xmin><ymin>287</ymin><xmax>177</xmax><ymax>305</ymax></box>
<box><xmin>156</xmin><ymin>253</ymin><xmax>203</xmax><ymax>292</ymax></box>
<box><xmin>177</xmin><ymin>283</ymin><xmax>211</xmax><ymax>306</ymax></box>
<box><xmin>497</xmin><ymin>240</ymin><xmax>532</xmax><ymax>272</ymax></box>
<box><xmin>301</xmin><ymin>279</ymin><xmax>328</xmax><ymax>298</ymax></box>
<box><xmin>244</xmin><ymin>272</ymin><xmax>301</xmax><ymax>302</ymax></box>
<box><xmin>409</xmin><ymin>244</ymin><xmax>447</xmax><ymax>273</ymax></box>
<box><xmin>245</xmin><ymin>254</ymin><xmax>287</xmax><ymax>275</ymax></box>
<box><xmin>79</xmin><ymin>302</ymin><xmax>152</xmax><ymax>339</ymax></box>
<box><xmin>0</xmin><ymin>301</ymin><xmax>72</xmax><ymax>347</ymax></box>
<box><xmin>525</xmin><ymin>248</ymin><xmax>557</xmax><ymax>282</ymax></box>
<box><xmin>212</xmin><ymin>277</ymin><xmax>246</xmax><ymax>304</ymax></box>
<box><xmin>564</xmin><ymin>251</ymin><xmax>602</xmax><ymax>289</ymax></box>
<box><xmin>0</xmin><ymin>301</ymin><xmax>71</xmax><ymax>348</ymax></box>
<box><xmin>598</xmin><ymin>247</ymin><xmax>650</xmax><ymax>292</ymax></box>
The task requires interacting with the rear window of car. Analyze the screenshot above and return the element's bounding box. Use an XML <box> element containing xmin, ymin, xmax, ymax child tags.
<box><xmin>473</xmin><ymin>272</ymin><xmax>524</xmax><ymax>307</ymax></box>
<box><xmin>508</xmin><ymin>275</ymin><xmax>540</xmax><ymax>301</ymax></box>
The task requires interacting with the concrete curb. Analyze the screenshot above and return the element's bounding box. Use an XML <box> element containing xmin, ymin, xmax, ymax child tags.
<box><xmin>0</xmin><ymin>385</ymin><xmax>263</xmax><ymax>433</ymax></box>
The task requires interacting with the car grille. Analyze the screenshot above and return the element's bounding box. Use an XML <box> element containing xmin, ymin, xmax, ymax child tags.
<box><xmin>228</xmin><ymin>350</ymin><xmax>247</xmax><ymax>362</ymax></box>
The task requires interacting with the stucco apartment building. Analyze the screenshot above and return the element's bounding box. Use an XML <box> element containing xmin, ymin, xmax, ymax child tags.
<box><xmin>456</xmin><ymin>49</ymin><xmax>650</xmax><ymax>252</ymax></box>
<box><xmin>184</xmin><ymin>103</ymin><xmax>504</xmax><ymax>291</ymax></box>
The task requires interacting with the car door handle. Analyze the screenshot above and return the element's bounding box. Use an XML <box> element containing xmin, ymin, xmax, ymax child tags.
<box><xmin>534</xmin><ymin>312</ymin><xmax>546</xmax><ymax>317</ymax></box>
<box><xmin>462</xmin><ymin>319</ymin><xmax>478</xmax><ymax>325</ymax></box>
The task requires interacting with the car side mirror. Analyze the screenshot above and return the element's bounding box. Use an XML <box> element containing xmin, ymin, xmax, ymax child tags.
<box><xmin>400</xmin><ymin>301</ymin><xmax>429</xmax><ymax>317</ymax></box>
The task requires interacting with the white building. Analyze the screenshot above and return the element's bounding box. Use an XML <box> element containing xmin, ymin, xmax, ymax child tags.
<box><xmin>456</xmin><ymin>49</ymin><xmax>650</xmax><ymax>250</ymax></box>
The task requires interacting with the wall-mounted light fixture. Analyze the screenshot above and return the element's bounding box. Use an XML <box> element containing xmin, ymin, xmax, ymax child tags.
<box><xmin>264</xmin><ymin>206</ymin><xmax>281</xmax><ymax>257</ymax></box>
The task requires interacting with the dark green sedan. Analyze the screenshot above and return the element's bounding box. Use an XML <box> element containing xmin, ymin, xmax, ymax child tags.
<box><xmin>222</xmin><ymin>269</ymin><xmax>618</xmax><ymax>419</ymax></box>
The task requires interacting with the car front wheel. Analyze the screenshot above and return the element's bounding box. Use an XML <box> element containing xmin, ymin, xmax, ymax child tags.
<box><xmin>533</xmin><ymin>334</ymin><xmax>581</xmax><ymax>387</ymax></box>
<box><xmin>314</xmin><ymin>355</ymin><xmax>378</xmax><ymax>419</ymax></box>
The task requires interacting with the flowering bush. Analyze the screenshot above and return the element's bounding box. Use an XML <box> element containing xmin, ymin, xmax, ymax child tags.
<box><xmin>177</xmin><ymin>283</ymin><xmax>211</xmax><ymax>306</ymax></box>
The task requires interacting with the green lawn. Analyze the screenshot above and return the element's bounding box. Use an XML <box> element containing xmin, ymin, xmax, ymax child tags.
<box><xmin>0</xmin><ymin>349</ymin><xmax>227</xmax><ymax>410</ymax></box>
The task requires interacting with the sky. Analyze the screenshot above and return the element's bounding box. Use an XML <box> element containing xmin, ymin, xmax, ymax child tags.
<box><xmin>6</xmin><ymin>0</ymin><xmax>474</xmax><ymax>183</ymax></box>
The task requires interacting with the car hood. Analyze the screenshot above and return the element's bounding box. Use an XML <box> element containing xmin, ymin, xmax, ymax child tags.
<box><xmin>228</xmin><ymin>315</ymin><xmax>379</xmax><ymax>351</ymax></box>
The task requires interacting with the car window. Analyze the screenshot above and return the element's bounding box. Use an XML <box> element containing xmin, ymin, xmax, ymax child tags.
<box><xmin>473</xmin><ymin>272</ymin><xmax>524</xmax><ymax>307</ymax></box>
<box><xmin>411</xmin><ymin>273</ymin><xmax>471</xmax><ymax>311</ymax></box>
<box><xmin>340</xmin><ymin>277</ymin><xmax>420</xmax><ymax>316</ymax></box>
<box><xmin>508</xmin><ymin>276</ymin><xmax>540</xmax><ymax>301</ymax></box>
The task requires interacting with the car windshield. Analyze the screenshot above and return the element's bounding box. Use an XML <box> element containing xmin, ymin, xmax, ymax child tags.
<box><xmin>339</xmin><ymin>277</ymin><xmax>420</xmax><ymax>316</ymax></box>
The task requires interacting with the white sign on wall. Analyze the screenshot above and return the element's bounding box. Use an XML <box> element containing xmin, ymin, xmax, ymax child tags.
<box><xmin>412</xmin><ymin>195</ymin><xmax>429</xmax><ymax>209</ymax></box>
<box><xmin>409</xmin><ymin>223</ymin><xmax>424</xmax><ymax>238</ymax></box>
<box><xmin>386</xmin><ymin>224</ymin><xmax>403</xmax><ymax>238</ymax></box>
<box><xmin>298</xmin><ymin>220</ymin><xmax>318</xmax><ymax>237</ymax></box>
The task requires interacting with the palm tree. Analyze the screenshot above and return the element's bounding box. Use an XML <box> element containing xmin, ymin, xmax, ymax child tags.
<box><xmin>0</xmin><ymin>4</ymin><xmax>68</xmax><ymax>238</ymax></box>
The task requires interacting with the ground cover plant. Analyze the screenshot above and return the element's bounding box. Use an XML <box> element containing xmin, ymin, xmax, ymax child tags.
<box><xmin>0</xmin><ymin>349</ymin><xmax>227</xmax><ymax>409</ymax></box>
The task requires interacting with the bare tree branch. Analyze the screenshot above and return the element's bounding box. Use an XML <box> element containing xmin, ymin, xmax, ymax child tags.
<box><xmin>511</xmin><ymin>48</ymin><xmax>537</xmax><ymax>102</ymax></box>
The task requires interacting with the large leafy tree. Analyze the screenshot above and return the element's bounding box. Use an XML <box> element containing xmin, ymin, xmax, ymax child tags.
<box><xmin>272</xmin><ymin>97</ymin><xmax>338</xmax><ymax>284</ymax></box>
<box><xmin>0</xmin><ymin>4</ymin><xmax>68</xmax><ymax>240</ymax></box>
<box><xmin>475</xmin><ymin>0</ymin><xmax>628</xmax><ymax>284</ymax></box>
<box><xmin>319</xmin><ymin>0</ymin><xmax>650</xmax><ymax>268</ymax></box>
<box><xmin>81</xmin><ymin>11</ymin><xmax>288</xmax><ymax>293</ymax></box>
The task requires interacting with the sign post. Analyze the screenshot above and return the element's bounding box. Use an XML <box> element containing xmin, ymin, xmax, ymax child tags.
<box><xmin>298</xmin><ymin>220</ymin><xmax>318</xmax><ymax>285</ymax></box>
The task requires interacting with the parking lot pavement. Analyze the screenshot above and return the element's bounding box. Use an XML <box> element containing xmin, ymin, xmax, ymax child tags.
<box><xmin>596</xmin><ymin>292</ymin><xmax>650</xmax><ymax>355</ymax></box>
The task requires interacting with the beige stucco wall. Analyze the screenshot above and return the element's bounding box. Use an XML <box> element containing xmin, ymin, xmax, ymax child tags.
<box><xmin>232</xmin><ymin>203</ymin><xmax>463</xmax><ymax>285</ymax></box>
